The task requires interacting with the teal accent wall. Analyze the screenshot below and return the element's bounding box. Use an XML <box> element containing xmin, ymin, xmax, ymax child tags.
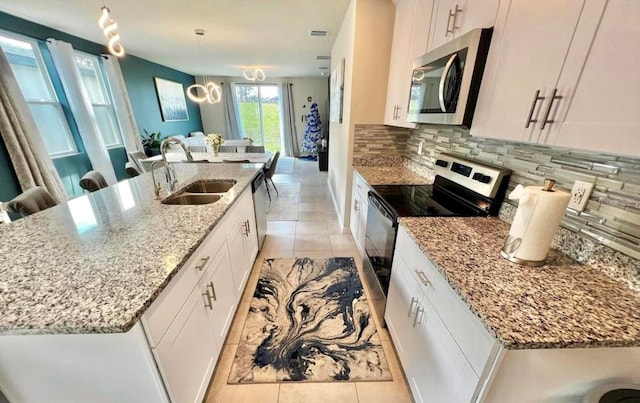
<box><xmin>0</xmin><ymin>11</ymin><xmax>202</xmax><ymax>201</ymax></box>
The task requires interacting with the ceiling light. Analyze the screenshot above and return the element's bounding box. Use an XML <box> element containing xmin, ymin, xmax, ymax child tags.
<box><xmin>98</xmin><ymin>6</ymin><xmax>124</xmax><ymax>57</ymax></box>
<box><xmin>243</xmin><ymin>68</ymin><xmax>266</xmax><ymax>82</ymax></box>
<box><xmin>186</xmin><ymin>29</ymin><xmax>222</xmax><ymax>104</ymax></box>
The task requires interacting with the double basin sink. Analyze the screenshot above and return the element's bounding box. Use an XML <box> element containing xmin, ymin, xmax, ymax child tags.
<box><xmin>162</xmin><ymin>179</ymin><xmax>237</xmax><ymax>205</ymax></box>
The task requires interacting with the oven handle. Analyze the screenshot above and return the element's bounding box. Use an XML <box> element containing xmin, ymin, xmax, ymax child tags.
<box><xmin>368</xmin><ymin>192</ymin><xmax>397</xmax><ymax>224</ymax></box>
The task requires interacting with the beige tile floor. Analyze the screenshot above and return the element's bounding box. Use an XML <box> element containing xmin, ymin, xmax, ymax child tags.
<box><xmin>205</xmin><ymin>159</ymin><xmax>413</xmax><ymax>403</ymax></box>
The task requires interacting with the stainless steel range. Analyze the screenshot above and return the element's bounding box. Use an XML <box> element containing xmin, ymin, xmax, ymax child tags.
<box><xmin>362</xmin><ymin>153</ymin><xmax>512</xmax><ymax>327</ymax></box>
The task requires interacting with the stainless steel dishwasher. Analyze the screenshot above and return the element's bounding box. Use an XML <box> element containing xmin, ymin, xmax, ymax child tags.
<box><xmin>251</xmin><ymin>170</ymin><xmax>267</xmax><ymax>249</ymax></box>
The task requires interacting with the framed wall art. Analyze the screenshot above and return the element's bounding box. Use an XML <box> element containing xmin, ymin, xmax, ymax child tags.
<box><xmin>153</xmin><ymin>77</ymin><xmax>189</xmax><ymax>122</ymax></box>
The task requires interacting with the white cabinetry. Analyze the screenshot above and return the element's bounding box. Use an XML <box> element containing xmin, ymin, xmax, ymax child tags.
<box><xmin>384</xmin><ymin>0</ymin><xmax>434</xmax><ymax>128</ymax></box>
<box><xmin>227</xmin><ymin>196</ymin><xmax>258</xmax><ymax>297</ymax></box>
<box><xmin>427</xmin><ymin>0</ymin><xmax>499</xmax><ymax>52</ymax></box>
<box><xmin>386</xmin><ymin>226</ymin><xmax>496</xmax><ymax>403</ymax></box>
<box><xmin>350</xmin><ymin>171</ymin><xmax>370</xmax><ymax>255</ymax></box>
<box><xmin>472</xmin><ymin>0</ymin><xmax>640</xmax><ymax>157</ymax></box>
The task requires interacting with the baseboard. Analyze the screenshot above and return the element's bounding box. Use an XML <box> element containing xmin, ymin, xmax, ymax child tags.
<box><xmin>327</xmin><ymin>176</ymin><xmax>345</xmax><ymax>231</ymax></box>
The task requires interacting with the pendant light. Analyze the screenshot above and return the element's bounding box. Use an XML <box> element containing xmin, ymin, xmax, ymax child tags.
<box><xmin>243</xmin><ymin>67</ymin><xmax>266</xmax><ymax>82</ymax></box>
<box><xmin>98</xmin><ymin>5</ymin><xmax>125</xmax><ymax>57</ymax></box>
<box><xmin>186</xmin><ymin>29</ymin><xmax>222</xmax><ymax>104</ymax></box>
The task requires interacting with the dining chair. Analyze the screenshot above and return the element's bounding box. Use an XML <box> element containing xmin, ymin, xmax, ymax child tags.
<box><xmin>125</xmin><ymin>162</ymin><xmax>141</xmax><ymax>177</ymax></box>
<box><xmin>79</xmin><ymin>171</ymin><xmax>108</xmax><ymax>193</ymax></box>
<box><xmin>264</xmin><ymin>151</ymin><xmax>280</xmax><ymax>201</ymax></box>
<box><xmin>219</xmin><ymin>145</ymin><xmax>237</xmax><ymax>153</ymax></box>
<box><xmin>222</xmin><ymin>159</ymin><xmax>251</xmax><ymax>163</ymax></box>
<box><xmin>245</xmin><ymin>145</ymin><xmax>265</xmax><ymax>153</ymax></box>
<box><xmin>128</xmin><ymin>151</ymin><xmax>148</xmax><ymax>173</ymax></box>
<box><xmin>7</xmin><ymin>186</ymin><xmax>57</xmax><ymax>216</ymax></box>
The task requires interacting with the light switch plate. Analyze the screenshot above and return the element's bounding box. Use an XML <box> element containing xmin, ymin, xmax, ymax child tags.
<box><xmin>568</xmin><ymin>180</ymin><xmax>595</xmax><ymax>212</ymax></box>
<box><xmin>417</xmin><ymin>140</ymin><xmax>424</xmax><ymax>155</ymax></box>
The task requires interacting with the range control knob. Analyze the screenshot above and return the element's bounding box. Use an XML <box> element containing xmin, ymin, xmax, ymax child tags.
<box><xmin>472</xmin><ymin>173</ymin><xmax>482</xmax><ymax>180</ymax></box>
<box><xmin>435</xmin><ymin>159</ymin><xmax>448</xmax><ymax>168</ymax></box>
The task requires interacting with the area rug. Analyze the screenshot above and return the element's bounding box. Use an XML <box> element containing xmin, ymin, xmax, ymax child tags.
<box><xmin>228</xmin><ymin>257</ymin><xmax>392</xmax><ymax>383</ymax></box>
<box><xmin>275</xmin><ymin>156</ymin><xmax>295</xmax><ymax>174</ymax></box>
<box><xmin>266</xmin><ymin>182</ymin><xmax>299</xmax><ymax>221</ymax></box>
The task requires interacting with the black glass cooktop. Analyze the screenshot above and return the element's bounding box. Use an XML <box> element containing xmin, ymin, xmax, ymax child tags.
<box><xmin>371</xmin><ymin>177</ymin><xmax>491</xmax><ymax>218</ymax></box>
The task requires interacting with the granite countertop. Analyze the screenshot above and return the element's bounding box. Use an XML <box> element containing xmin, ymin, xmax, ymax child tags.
<box><xmin>399</xmin><ymin>217</ymin><xmax>640</xmax><ymax>349</ymax></box>
<box><xmin>0</xmin><ymin>163</ymin><xmax>263</xmax><ymax>335</ymax></box>
<box><xmin>354</xmin><ymin>165</ymin><xmax>432</xmax><ymax>186</ymax></box>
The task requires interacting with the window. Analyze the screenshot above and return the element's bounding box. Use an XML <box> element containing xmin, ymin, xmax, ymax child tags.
<box><xmin>74</xmin><ymin>52</ymin><xmax>123</xmax><ymax>148</ymax></box>
<box><xmin>235</xmin><ymin>84</ymin><xmax>282</xmax><ymax>152</ymax></box>
<box><xmin>0</xmin><ymin>32</ymin><xmax>77</xmax><ymax>157</ymax></box>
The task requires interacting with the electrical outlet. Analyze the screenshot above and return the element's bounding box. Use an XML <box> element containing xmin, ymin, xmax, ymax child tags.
<box><xmin>418</xmin><ymin>140</ymin><xmax>424</xmax><ymax>155</ymax></box>
<box><xmin>568</xmin><ymin>180</ymin><xmax>595</xmax><ymax>211</ymax></box>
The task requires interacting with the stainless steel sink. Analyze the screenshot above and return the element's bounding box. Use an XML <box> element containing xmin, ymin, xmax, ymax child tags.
<box><xmin>183</xmin><ymin>179</ymin><xmax>237</xmax><ymax>194</ymax></box>
<box><xmin>162</xmin><ymin>193</ymin><xmax>223</xmax><ymax>205</ymax></box>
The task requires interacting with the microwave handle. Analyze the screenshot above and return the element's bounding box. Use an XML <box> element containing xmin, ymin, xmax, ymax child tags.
<box><xmin>438</xmin><ymin>53</ymin><xmax>458</xmax><ymax>112</ymax></box>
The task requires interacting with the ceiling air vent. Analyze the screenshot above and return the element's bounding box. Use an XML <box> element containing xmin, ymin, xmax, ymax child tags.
<box><xmin>318</xmin><ymin>66</ymin><xmax>329</xmax><ymax>70</ymax></box>
<box><xmin>309</xmin><ymin>30</ymin><xmax>330</xmax><ymax>37</ymax></box>
<box><xmin>315</xmin><ymin>55</ymin><xmax>331</xmax><ymax>61</ymax></box>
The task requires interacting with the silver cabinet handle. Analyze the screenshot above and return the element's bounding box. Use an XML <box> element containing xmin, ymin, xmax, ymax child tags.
<box><xmin>413</xmin><ymin>306</ymin><xmax>425</xmax><ymax>327</ymax></box>
<box><xmin>438</xmin><ymin>54</ymin><xmax>458</xmax><ymax>112</ymax></box>
<box><xmin>207</xmin><ymin>282</ymin><xmax>217</xmax><ymax>301</ymax></box>
<box><xmin>447</xmin><ymin>4</ymin><xmax>462</xmax><ymax>35</ymax></box>
<box><xmin>407</xmin><ymin>297</ymin><xmax>418</xmax><ymax>317</ymax></box>
<box><xmin>525</xmin><ymin>90</ymin><xmax>545</xmax><ymax>128</ymax></box>
<box><xmin>245</xmin><ymin>219</ymin><xmax>251</xmax><ymax>235</ymax></box>
<box><xmin>541</xmin><ymin>88</ymin><xmax>562</xmax><ymax>130</ymax></box>
<box><xmin>241</xmin><ymin>221</ymin><xmax>248</xmax><ymax>236</ymax></box>
<box><xmin>354</xmin><ymin>199</ymin><xmax>359</xmax><ymax>212</ymax></box>
<box><xmin>202</xmin><ymin>291</ymin><xmax>213</xmax><ymax>310</ymax></box>
<box><xmin>195</xmin><ymin>256</ymin><xmax>210</xmax><ymax>271</ymax></box>
<box><xmin>415</xmin><ymin>270</ymin><xmax>431</xmax><ymax>287</ymax></box>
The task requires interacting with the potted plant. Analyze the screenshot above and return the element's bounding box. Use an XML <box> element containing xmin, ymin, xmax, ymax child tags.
<box><xmin>142</xmin><ymin>129</ymin><xmax>163</xmax><ymax>157</ymax></box>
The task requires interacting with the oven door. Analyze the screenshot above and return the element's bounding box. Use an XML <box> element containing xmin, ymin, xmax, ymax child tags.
<box><xmin>363</xmin><ymin>192</ymin><xmax>398</xmax><ymax>327</ymax></box>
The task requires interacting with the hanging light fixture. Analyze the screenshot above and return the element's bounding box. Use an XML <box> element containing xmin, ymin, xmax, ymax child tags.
<box><xmin>243</xmin><ymin>67</ymin><xmax>266</xmax><ymax>82</ymax></box>
<box><xmin>98</xmin><ymin>5</ymin><xmax>125</xmax><ymax>57</ymax></box>
<box><xmin>186</xmin><ymin>29</ymin><xmax>222</xmax><ymax>104</ymax></box>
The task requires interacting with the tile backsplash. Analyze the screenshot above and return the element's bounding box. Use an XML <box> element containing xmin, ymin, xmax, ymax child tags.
<box><xmin>352</xmin><ymin>123</ymin><xmax>640</xmax><ymax>288</ymax></box>
<box><xmin>353</xmin><ymin>124</ymin><xmax>409</xmax><ymax>158</ymax></box>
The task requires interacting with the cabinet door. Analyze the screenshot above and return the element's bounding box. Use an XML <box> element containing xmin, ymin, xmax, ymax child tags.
<box><xmin>384</xmin><ymin>0</ymin><xmax>415</xmax><ymax>126</ymax></box>
<box><xmin>242</xmin><ymin>204</ymin><xmax>259</xmax><ymax>268</ymax></box>
<box><xmin>384</xmin><ymin>253</ymin><xmax>422</xmax><ymax>367</ymax></box>
<box><xmin>411</xmin><ymin>294</ymin><xmax>479</xmax><ymax>403</ymax></box>
<box><xmin>455</xmin><ymin>0</ymin><xmax>500</xmax><ymax>37</ymax></box>
<box><xmin>349</xmin><ymin>186</ymin><xmax>360</xmax><ymax>248</ymax></box>
<box><xmin>471</xmin><ymin>0</ymin><xmax>586</xmax><ymax>143</ymax></box>
<box><xmin>427</xmin><ymin>0</ymin><xmax>458</xmax><ymax>51</ymax></box>
<box><xmin>356</xmin><ymin>193</ymin><xmax>368</xmax><ymax>256</ymax></box>
<box><xmin>155</xmin><ymin>285</ymin><xmax>219</xmax><ymax>403</ymax></box>
<box><xmin>228</xmin><ymin>219</ymin><xmax>247</xmax><ymax>298</ymax></box>
<box><xmin>203</xmin><ymin>244</ymin><xmax>238</xmax><ymax>347</ymax></box>
<box><xmin>552</xmin><ymin>0</ymin><xmax>640</xmax><ymax>157</ymax></box>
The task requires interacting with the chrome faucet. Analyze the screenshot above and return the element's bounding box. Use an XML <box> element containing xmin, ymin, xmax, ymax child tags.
<box><xmin>150</xmin><ymin>137</ymin><xmax>194</xmax><ymax>198</ymax></box>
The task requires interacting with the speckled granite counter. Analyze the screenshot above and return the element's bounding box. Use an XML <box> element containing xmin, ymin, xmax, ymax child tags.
<box><xmin>354</xmin><ymin>165</ymin><xmax>432</xmax><ymax>186</ymax></box>
<box><xmin>399</xmin><ymin>217</ymin><xmax>640</xmax><ymax>349</ymax></box>
<box><xmin>0</xmin><ymin>163</ymin><xmax>263</xmax><ymax>335</ymax></box>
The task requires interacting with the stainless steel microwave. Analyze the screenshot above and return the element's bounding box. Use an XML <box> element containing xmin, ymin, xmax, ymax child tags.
<box><xmin>406</xmin><ymin>28</ymin><xmax>492</xmax><ymax>127</ymax></box>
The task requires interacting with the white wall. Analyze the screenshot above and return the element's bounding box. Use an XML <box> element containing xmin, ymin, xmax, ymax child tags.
<box><xmin>328</xmin><ymin>0</ymin><xmax>394</xmax><ymax>229</ymax></box>
<box><xmin>196</xmin><ymin>76</ymin><xmax>328</xmax><ymax>152</ymax></box>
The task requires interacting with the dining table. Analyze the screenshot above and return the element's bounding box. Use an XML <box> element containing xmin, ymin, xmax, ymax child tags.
<box><xmin>139</xmin><ymin>151</ymin><xmax>273</xmax><ymax>172</ymax></box>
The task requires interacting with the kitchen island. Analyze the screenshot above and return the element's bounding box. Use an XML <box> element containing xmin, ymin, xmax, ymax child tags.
<box><xmin>0</xmin><ymin>163</ymin><xmax>264</xmax><ymax>402</ymax></box>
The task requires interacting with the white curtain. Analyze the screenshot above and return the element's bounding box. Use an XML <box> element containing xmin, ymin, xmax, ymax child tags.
<box><xmin>101</xmin><ymin>54</ymin><xmax>144</xmax><ymax>158</ymax></box>
<box><xmin>223</xmin><ymin>81</ymin><xmax>242</xmax><ymax>140</ymax></box>
<box><xmin>280</xmin><ymin>83</ymin><xmax>299</xmax><ymax>157</ymax></box>
<box><xmin>46</xmin><ymin>39</ymin><xmax>117</xmax><ymax>185</ymax></box>
<box><xmin>0</xmin><ymin>47</ymin><xmax>67</xmax><ymax>203</ymax></box>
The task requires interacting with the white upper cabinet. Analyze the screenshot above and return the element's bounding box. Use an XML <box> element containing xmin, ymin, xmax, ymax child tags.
<box><xmin>473</xmin><ymin>0</ymin><xmax>640</xmax><ymax>157</ymax></box>
<box><xmin>427</xmin><ymin>0</ymin><xmax>500</xmax><ymax>52</ymax></box>
<box><xmin>550</xmin><ymin>0</ymin><xmax>640</xmax><ymax>156</ymax></box>
<box><xmin>471</xmin><ymin>0</ymin><xmax>586</xmax><ymax>142</ymax></box>
<box><xmin>385</xmin><ymin>0</ymin><xmax>434</xmax><ymax>128</ymax></box>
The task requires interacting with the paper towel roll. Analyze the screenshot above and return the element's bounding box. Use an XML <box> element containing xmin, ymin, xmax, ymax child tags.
<box><xmin>501</xmin><ymin>184</ymin><xmax>570</xmax><ymax>265</ymax></box>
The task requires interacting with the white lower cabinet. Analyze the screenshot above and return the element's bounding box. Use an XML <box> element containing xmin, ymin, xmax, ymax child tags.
<box><xmin>203</xmin><ymin>244</ymin><xmax>237</xmax><ymax>347</ymax></box>
<box><xmin>350</xmin><ymin>171</ymin><xmax>370</xmax><ymax>256</ymax></box>
<box><xmin>227</xmin><ymin>199</ymin><xmax>257</xmax><ymax>297</ymax></box>
<box><xmin>386</xmin><ymin>226</ymin><xmax>495</xmax><ymax>403</ymax></box>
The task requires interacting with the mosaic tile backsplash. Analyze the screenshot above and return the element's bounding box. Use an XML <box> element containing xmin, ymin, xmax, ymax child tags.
<box><xmin>352</xmin><ymin>123</ymin><xmax>640</xmax><ymax>288</ymax></box>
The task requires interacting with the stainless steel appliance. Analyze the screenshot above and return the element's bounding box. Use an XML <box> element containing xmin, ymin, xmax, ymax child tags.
<box><xmin>251</xmin><ymin>170</ymin><xmax>267</xmax><ymax>249</ymax></box>
<box><xmin>406</xmin><ymin>28</ymin><xmax>492</xmax><ymax>126</ymax></box>
<box><xmin>362</xmin><ymin>153</ymin><xmax>511</xmax><ymax>326</ymax></box>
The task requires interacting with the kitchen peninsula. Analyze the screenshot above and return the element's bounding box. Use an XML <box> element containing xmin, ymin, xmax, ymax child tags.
<box><xmin>0</xmin><ymin>163</ymin><xmax>263</xmax><ymax>402</ymax></box>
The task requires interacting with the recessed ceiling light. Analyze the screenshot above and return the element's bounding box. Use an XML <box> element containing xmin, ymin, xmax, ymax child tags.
<box><xmin>309</xmin><ymin>30</ymin><xmax>330</xmax><ymax>37</ymax></box>
<box><xmin>321</xmin><ymin>72</ymin><xmax>328</xmax><ymax>76</ymax></box>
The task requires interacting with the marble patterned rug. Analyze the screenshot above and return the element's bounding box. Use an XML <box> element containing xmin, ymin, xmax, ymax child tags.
<box><xmin>228</xmin><ymin>257</ymin><xmax>392</xmax><ymax>383</ymax></box>
<box><xmin>266</xmin><ymin>182</ymin><xmax>299</xmax><ymax>221</ymax></box>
